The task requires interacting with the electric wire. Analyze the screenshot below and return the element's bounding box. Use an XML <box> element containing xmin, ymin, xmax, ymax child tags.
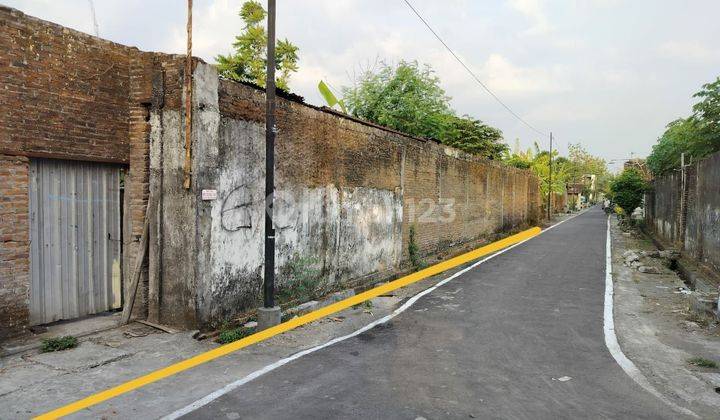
<box><xmin>402</xmin><ymin>0</ymin><xmax>549</xmax><ymax>139</ymax></box>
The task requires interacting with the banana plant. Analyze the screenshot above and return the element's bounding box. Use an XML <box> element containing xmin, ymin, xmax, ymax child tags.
<box><xmin>318</xmin><ymin>80</ymin><xmax>347</xmax><ymax>113</ymax></box>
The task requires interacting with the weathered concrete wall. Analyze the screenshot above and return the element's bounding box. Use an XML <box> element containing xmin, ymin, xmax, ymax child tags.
<box><xmin>646</xmin><ymin>150</ymin><xmax>720</xmax><ymax>274</ymax></box>
<box><xmin>153</xmin><ymin>62</ymin><xmax>541</xmax><ymax>329</ymax></box>
<box><xmin>692</xmin><ymin>152</ymin><xmax>720</xmax><ymax>272</ymax></box>
<box><xmin>649</xmin><ymin>171</ymin><xmax>681</xmax><ymax>243</ymax></box>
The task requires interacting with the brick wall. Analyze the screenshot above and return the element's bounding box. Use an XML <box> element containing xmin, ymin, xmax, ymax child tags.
<box><xmin>0</xmin><ymin>6</ymin><xmax>158</xmax><ymax>335</ymax></box>
<box><xmin>0</xmin><ymin>156</ymin><xmax>30</xmax><ymax>338</ymax></box>
<box><xmin>0</xmin><ymin>6</ymin><xmax>132</xmax><ymax>163</ymax></box>
<box><xmin>218</xmin><ymin>80</ymin><xmax>541</xmax><ymax>261</ymax></box>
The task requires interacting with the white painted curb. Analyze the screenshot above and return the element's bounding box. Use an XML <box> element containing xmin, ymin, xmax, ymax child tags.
<box><xmin>603</xmin><ymin>215</ymin><xmax>697</xmax><ymax>418</ymax></box>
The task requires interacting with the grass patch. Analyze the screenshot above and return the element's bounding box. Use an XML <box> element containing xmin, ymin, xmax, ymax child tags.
<box><xmin>41</xmin><ymin>336</ymin><xmax>78</xmax><ymax>353</ymax></box>
<box><xmin>217</xmin><ymin>327</ymin><xmax>256</xmax><ymax>344</ymax></box>
<box><xmin>688</xmin><ymin>357</ymin><xmax>718</xmax><ymax>368</ymax></box>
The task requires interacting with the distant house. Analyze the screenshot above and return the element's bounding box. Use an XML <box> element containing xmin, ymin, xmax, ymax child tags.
<box><xmin>566</xmin><ymin>183</ymin><xmax>585</xmax><ymax>210</ymax></box>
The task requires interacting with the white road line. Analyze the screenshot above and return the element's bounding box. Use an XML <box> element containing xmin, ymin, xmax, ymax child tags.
<box><xmin>163</xmin><ymin>211</ymin><xmax>586</xmax><ymax>419</ymax></box>
<box><xmin>603</xmin><ymin>215</ymin><xmax>698</xmax><ymax>418</ymax></box>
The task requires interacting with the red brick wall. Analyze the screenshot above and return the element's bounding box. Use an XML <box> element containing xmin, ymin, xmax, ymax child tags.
<box><xmin>0</xmin><ymin>6</ymin><xmax>133</xmax><ymax>163</ymax></box>
<box><xmin>0</xmin><ymin>6</ymin><xmax>158</xmax><ymax>334</ymax></box>
<box><xmin>0</xmin><ymin>156</ymin><xmax>30</xmax><ymax>338</ymax></box>
<box><xmin>123</xmin><ymin>52</ymin><xmax>156</xmax><ymax>319</ymax></box>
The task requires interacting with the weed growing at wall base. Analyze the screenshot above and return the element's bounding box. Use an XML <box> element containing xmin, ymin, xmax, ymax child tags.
<box><xmin>688</xmin><ymin>357</ymin><xmax>718</xmax><ymax>368</ymax></box>
<box><xmin>41</xmin><ymin>336</ymin><xmax>78</xmax><ymax>352</ymax></box>
<box><xmin>217</xmin><ymin>327</ymin><xmax>256</xmax><ymax>344</ymax></box>
<box><xmin>277</xmin><ymin>256</ymin><xmax>324</xmax><ymax>304</ymax></box>
<box><xmin>408</xmin><ymin>225</ymin><xmax>426</xmax><ymax>271</ymax></box>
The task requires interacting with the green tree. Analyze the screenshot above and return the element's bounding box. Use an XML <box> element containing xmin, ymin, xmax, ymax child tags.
<box><xmin>567</xmin><ymin>144</ymin><xmax>608</xmax><ymax>180</ymax></box>
<box><xmin>609</xmin><ymin>168</ymin><xmax>648</xmax><ymax>215</ymax></box>
<box><xmin>343</xmin><ymin>60</ymin><xmax>507</xmax><ymax>158</ymax></box>
<box><xmin>343</xmin><ymin>60</ymin><xmax>452</xmax><ymax>140</ymax></box>
<box><xmin>647</xmin><ymin>76</ymin><xmax>720</xmax><ymax>175</ymax></box>
<box><xmin>439</xmin><ymin>114</ymin><xmax>508</xmax><ymax>160</ymax></box>
<box><xmin>215</xmin><ymin>1</ymin><xmax>299</xmax><ymax>90</ymax></box>
<box><xmin>503</xmin><ymin>141</ymin><xmax>579</xmax><ymax>209</ymax></box>
<box><xmin>532</xmin><ymin>151</ymin><xmax>568</xmax><ymax>202</ymax></box>
<box><xmin>690</xmin><ymin>77</ymin><xmax>720</xmax><ymax>157</ymax></box>
<box><xmin>565</xmin><ymin>143</ymin><xmax>610</xmax><ymax>198</ymax></box>
<box><xmin>646</xmin><ymin>118</ymin><xmax>698</xmax><ymax>175</ymax></box>
<box><xmin>503</xmin><ymin>140</ymin><xmax>539</xmax><ymax>169</ymax></box>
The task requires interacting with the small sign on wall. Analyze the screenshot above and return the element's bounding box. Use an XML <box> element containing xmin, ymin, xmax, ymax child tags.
<box><xmin>201</xmin><ymin>189</ymin><xmax>217</xmax><ymax>201</ymax></box>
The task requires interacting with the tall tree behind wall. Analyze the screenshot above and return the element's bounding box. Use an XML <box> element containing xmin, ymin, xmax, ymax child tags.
<box><xmin>216</xmin><ymin>0</ymin><xmax>299</xmax><ymax>91</ymax></box>
<box><xmin>647</xmin><ymin>76</ymin><xmax>720</xmax><ymax>175</ymax></box>
<box><xmin>343</xmin><ymin>60</ymin><xmax>508</xmax><ymax>159</ymax></box>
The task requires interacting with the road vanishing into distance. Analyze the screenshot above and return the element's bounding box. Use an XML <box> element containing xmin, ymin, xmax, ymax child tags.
<box><xmin>182</xmin><ymin>208</ymin><xmax>677</xmax><ymax>419</ymax></box>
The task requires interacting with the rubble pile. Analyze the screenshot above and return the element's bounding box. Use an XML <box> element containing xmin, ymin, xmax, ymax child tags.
<box><xmin>621</xmin><ymin>249</ymin><xmax>680</xmax><ymax>274</ymax></box>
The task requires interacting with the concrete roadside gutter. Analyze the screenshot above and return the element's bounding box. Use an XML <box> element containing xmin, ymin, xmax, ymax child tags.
<box><xmin>613</xmin><ymin>217</ymin><xmax>720</xmax><ymax>418</ymax></box>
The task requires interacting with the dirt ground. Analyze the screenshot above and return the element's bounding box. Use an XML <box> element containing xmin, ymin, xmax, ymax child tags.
<box><xmin>611</xmin><ymin>216</ymin><xmax>720</xmax><ymax>418</ymax></box>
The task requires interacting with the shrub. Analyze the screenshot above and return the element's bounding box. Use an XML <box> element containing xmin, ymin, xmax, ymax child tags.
<box><xmin>343</xmin><ymin>61</ymin><xmax>507</xmax><ymax>158</ymax></box>
<box><xmin>609</xmin><ymin>169</ymin><xmax>648</xmax><ymax>216</ymax></box>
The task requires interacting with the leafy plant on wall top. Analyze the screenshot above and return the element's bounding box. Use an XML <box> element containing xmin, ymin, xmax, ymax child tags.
<box><xmin>215</xmin><ymin>0</ymin><xmax>299</xmax><ymax>91</ymax></box>
<box><xmin>440</xmin><ymin>114</ymin><xmax>506</xmax><ymax>160</ymax></box>
<box><xmin>318</xmin><ymin>80</ymin><xmax>347</xmax><ymax>113</ymax></box>
<box><xmin>343</xmin><ymin>60</ymin><xmax>452</xmax><ymax>140</ymax></box>
<box><xmin>502</xmin><ymin>139</ymin><xmax>537</xmax><ymax>169</ymax></box>
<box><xmin>339</xmin><ymin>60</ymin><xmax>508</xmax><ymax>159</ymax></box>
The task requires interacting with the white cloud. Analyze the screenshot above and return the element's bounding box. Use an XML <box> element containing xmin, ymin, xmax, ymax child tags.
<box><xmin>657</xmin><ymin>41</ymin><xmax>719</xmax><ymax>64</ymax></box>
<box><xmin>507</xmin><ymin>0</ymin><xmax>552</xmax><ymax>35</ymax></box>
<box><xmin>480</xmin><ymin>54</ymin><xmax>568</xmax><ymax>95</ymax></box>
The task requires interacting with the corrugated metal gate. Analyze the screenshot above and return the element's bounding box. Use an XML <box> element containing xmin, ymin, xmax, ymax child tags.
<box><xmin>29</xmin><ymin>158</ymin><xmax>122</xmax><ymax>325</ymax></box>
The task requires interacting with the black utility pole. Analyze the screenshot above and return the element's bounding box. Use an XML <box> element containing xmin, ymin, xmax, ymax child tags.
<box><xmin>263</xmin><ymin>0</ymin><xmax>277</xmax><ymax>309</ymax></box>
<box><xmin>547</xmin><ymin>131</ymin><xmax>553</xmax><ymax>220</ymax></box>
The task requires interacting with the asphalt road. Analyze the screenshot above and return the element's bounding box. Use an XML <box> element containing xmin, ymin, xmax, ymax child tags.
<box><xmin>183</xmin><ymin>208</ymin><xmax>675</xmax><ymax>419</ymax></box>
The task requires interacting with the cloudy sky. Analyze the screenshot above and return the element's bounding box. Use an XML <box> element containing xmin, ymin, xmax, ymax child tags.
<box><xmin>5</xmin><ymin>0</ymin><xmax>720</xmax><ymax>171</ymax></box>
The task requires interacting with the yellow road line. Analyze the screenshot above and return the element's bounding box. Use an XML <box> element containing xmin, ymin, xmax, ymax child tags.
<box><xmin>36</xmin><ymin>226</ymin><xmax>541</xmax><ymax>419</ymax></box>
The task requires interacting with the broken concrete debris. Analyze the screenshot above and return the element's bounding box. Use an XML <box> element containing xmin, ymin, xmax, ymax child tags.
<box><xmin>638</xmin><ymin>265</ymin><xmax>660</xmax><ymax>274</ymax></box>
<box><xmin>622</xmin><ymin>248</ymin><xmax>680</xmax><ymax>274</ymax></box>
<box><xmin>622</xmin><ymin>250</ymin><xmax>640</xmax><ymax>262</ymax></box>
